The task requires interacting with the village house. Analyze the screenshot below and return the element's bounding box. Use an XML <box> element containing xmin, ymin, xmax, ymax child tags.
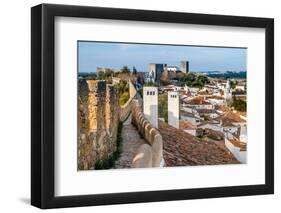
<box><xmin>224</xmin><ymin>131</ymin><xmax>247</xmax><ymax>163</ymax></box>
<box><xmin>183</xmin><ymin>96</ymin><xmax>214</xmax><ymax>110</ymax></box>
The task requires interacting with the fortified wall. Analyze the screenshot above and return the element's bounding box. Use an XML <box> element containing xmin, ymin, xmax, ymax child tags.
<box><xmin>131</xmin><ymin>100</ymin><xmax>164</xmax><ymax>167</ymax></box>
<box><xmin>78</xmin><ymin>80</ymin><xmax>119</xmax><ymax>170</ymax></box>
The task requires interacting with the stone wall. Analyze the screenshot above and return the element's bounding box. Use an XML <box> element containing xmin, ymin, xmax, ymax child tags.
<box><xmin>78</xmin><ymin>80</ymin><xmax>119</xmax><ymax>170</ymax></box>
<box><xmin>131</xmin><ymin>100</ymin><xmax>163</xmax><ymax>167</ymax></box>
<box><xmin>119</xmin><ymin>80</ymin><xmax>137</xmax><ymax>122</ymax></box>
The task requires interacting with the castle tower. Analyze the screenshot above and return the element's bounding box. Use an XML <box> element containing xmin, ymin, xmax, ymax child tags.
<box><xmin>168</xmin><ymin>91</ymin><xmax>179</xmax><ymax>129</ymax></box>
<box><xmin>143</xmin><ymin>87</ymin><xmax>158</xmax><ymax>128</ymax></box>
<box><xmin>180</xmin><ymin>61</ymin><xmax>189</xmax><ymax>74</ymax></box>
<box><xmin>148</xmin><ymin>63</ymin><xmax>165</xmax><ymax>84</ymax></box>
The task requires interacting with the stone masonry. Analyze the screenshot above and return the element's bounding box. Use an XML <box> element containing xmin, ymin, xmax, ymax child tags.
<box><xmin>78</xmin><ymin>80</ymin><xmax>119</xmax><ymax>170</ymax></box>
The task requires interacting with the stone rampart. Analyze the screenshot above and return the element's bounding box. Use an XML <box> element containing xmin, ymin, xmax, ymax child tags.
<box><xmin>119</xmin><ymin>80</ymin><xmax>137</xmax><ymax>122</ymax></box>
<box><xmin>131</xmin><ymin>100</ymin><xmax>163</xmax><ymax>167</ymax></box>
<box><xmin>78</xmin><ymin>80</ymin><xmax>119</xmax><ymax>170</ymax></box>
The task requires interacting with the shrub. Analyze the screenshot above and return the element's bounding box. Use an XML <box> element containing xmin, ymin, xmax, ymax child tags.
<box><xmin>119</xmin><ymin>92</ymin><xmax>130</xmax><ymax>106</ymax></box>
<box><xmin>94</xmin><ymin>121</ymin><xmax>123</xmax><ymax>170</ymax></box>
<box><xmin>158</xmin><ymin>94</ymin><xmax>168</xmax><ymax>122</ymax></box>
<box><xmin>232</xmin><ymin>96</ymin><xmax>247</xmax><ymax>112</ymax></box>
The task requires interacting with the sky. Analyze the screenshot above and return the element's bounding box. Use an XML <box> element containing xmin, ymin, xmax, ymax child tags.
<box><xmin>78</xmin><ymin>41</ymin><xmax>247</xmax><ymax>73</ymax></box>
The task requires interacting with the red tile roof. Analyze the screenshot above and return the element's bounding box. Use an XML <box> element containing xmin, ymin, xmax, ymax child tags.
<box><xmin>228</xmin><ymin>139</ymin><xmax>247</xmax><ymax>151</ymax></box>
<box><xmin>179</xmin><ymin>120</ymin><xmax>197</xmax><ymax>129</ymax></box>
<box><xmin>158</xmin><ymin>120</ymin><xmax>239</xmax><ymax>166</ymax></box>
<box><xmin>206</xmin><ymin>96</ymin><xmax>224</xmax><ymax>100</ymax></box>
<box><xmin>185</xmin><ymin>96</ymin><xmax>212</xmax><ymax>105</ymax></box>
<box><xmin>219</xmin><ymin>111</ymin><xmax>246</xmax><ymax>127</ymax></box>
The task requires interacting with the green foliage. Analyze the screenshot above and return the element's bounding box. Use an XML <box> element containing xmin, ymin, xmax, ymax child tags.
<box><xmin>230</xmin><ymin>80</ymin><xmax>237</xmax><ymax>89</ymax></box>
<box><xmin>203</xmin><ymin>115</ymin><xmax>209</xmax><ymax>121</ymax></box>
<box><xmin>97</xmin><ymin>69</ymin><xmax>115</xmax><ymax>83</ymax></box>
<box><xmin>175</xmin><ymin>72</ymin><xmax>187</xmax><ymax>81</ymax></box>
<box><xmin>207</xmin><ymin>71</ymin><xmax>246</xmax><ymax>79</ymax></box>
<box><xmin>121</xmin><ymin>65</ymin><xmax>131</xmax><ymax>74</ymax></box>
<box><xmin>144</xmin><ymin>81</ymin><xmax>157</xmax><ymax>87</ymax></box>
<box><xmin>116</xmin><ymin>121</ymin><xmax>123</xmax><ymax>149</ymax></box>
<box><xmin>182</xmin><ymin>73</ymin><xmax>209</xmax><ymax>88</ymax></box>
<box><xmin>138</xmin><ymin>90</ymin><xmax>143</xmax><ymax>98</ymax></box>
<box><xmin>158</xmin><ymin>94</ymin><xmax>168</xmax><ymax>122</ymax></box>
<box><xmin>116</xmin><ymin>80</ymin><xmax>129</xmax><ymax>94</ymax></box>
<box><xmin>94</xmin><ymin>122</ymin><xmax>123</xmax><ymax>170</ymax></box>
<box><xmin>132</xmin><ymin>66</ymin><xmax>137</xmax><ymax>75</ymax></box>
<box><xmin>183</xmin><ymin>73</ymin><xmax>196</xmax><ymax>85</ymax></box>
<box><xmin>119</xmin><ymin>92</ymin><xmax>130</xmax><ymax>106</ymax></box>
<box><xmin>78</xmin><ymin>72</ymin><xmax>97</xmax><ymax>80</ymax></box>
<box><xmin>193</xmin><ymin>75</ymin><xmax>209</xmax><ymax>88</ymax></box>
<box><xmin>116</xmin><ymin>80</ymin><xmax>130</xmax><ymax>106</ymax></box>
<box><xmin>232</xmin><ymin>96</ymin><xmax>247</xmax><ymax>112</ymax></box>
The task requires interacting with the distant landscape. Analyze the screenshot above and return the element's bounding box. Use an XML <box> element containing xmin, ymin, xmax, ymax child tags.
<box><xmin>205</xmin><ymin>71</ymin><xmax>246</xmax><ymax>79</ymax></box>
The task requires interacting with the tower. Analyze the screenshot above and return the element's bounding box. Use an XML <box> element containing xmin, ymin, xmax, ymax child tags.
<box><xmin>143</xmin><ymin>87</ymin><xmax>158</xmax><ymax>128</ymax></box>
<box><xmin>148</xmin><ymin>63</ymin><xmax>165</xmax><ymax>84</ymax></box>
<box><xmin>180</xmin><ymin>61</ymin><xmax>189</xmax><ymax>74</ymax></box>
<box><xmin>224</xmin><ymin>79</ymin><xmax>232</xmax><ymax>102</ymax></box>
<box><xmin>168</xmin><ymin>91</ymin><xmax>179</xmax><ymax>129</ymax></box>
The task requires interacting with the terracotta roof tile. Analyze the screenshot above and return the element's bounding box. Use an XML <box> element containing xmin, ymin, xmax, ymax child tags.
<box><xmin>158</xmin><ymin>120</ymin><xmax>239</xmax><ymax>166</ymax></box>
<box><xmin>228</xmin><ymin>139</ymin><xmax>247</xmax><ymax>151</ymax></box>
<box><xmin>185</xmin><ymin>96</ymin><xmax>212</xmax><ymax>105</ymax></box>
<box><xmin>179</xmin><ymin>120</ymin><xmax>197</xmax><ymax>129</ymax></box>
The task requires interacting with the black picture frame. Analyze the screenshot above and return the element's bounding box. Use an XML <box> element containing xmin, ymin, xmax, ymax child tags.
<box><xmin>31</xmin><ymin>3</ymin><xmax>274</xmax><ymax>209</ymax></box>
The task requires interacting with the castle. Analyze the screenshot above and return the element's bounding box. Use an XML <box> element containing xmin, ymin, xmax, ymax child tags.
<box><xmin>147</xmin><ymin>60</ymin><xmax>189</xmax><ymax>84</ymax></box>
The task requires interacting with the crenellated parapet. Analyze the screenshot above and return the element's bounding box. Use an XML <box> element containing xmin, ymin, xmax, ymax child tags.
<box><xmin>131</xmin><ymin>100</ymin><xmax>164</xmax><ymax>167</ymax></box>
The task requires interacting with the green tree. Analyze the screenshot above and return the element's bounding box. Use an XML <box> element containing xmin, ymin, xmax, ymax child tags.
<box><xmin>230</xmin><ymin>80</ymin><xmax>237</xmax><ymax>89</ymax></box>
<box><xmin>132</xmin><ymin>66</ymin><xmax>137</xmax><ymax>75</ymax></box>
<box><xmin>184</xmin><ymin>73</ymin><xmax>196</xmax><ymax>86</ymax></box>
<box><xmin>232</xmin><ymin>96</ymin><xmax>246</xmax><ymax>112</ymax></box>
<box><xmin>197</xmin><ymin>75</ymin><xmax>209</xmax><ymax>85</ymax></box>
<box><xmin>158</xmin><ymin>94</ymin><xmax>168</xmax><ymax>122</ymax></box>
<box><xmin>121</xmin><ymin>65</ymin><xmax>131</xmax><ymax>74</ymax></box>
<box><xmin>144</xmin><ymin>81</ymin><xmax>157</xmax><ymax>87</ymax></box>
<box><xmin>116</xmin><ymin>80</ymin><xmax>130</xmax><ymax>106</ymax></box>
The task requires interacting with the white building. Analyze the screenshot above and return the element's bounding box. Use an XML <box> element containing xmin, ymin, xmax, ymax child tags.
<box><xmin>235</xmin><ymin>85</ymin><xmax>245</xmax><ymax>91</ymax></box>
<box><xmin>167</xmin><ymin>66</ymin><xmax>180</xmax><ymax>72</ymax></box>
<box><xmin>184</xmin><ymin>85</ymin><xmax>200</xmax><ymax>95</ymax></box>
<box><xmin>207</xmin><ymin>98</ymin><xmax>225</xmax><ymax>106</ymax></box>
<box><xmin>217</xmin><ymin>83</ymin><xmax>226</xmax><ymax>90</ymax></box>
<box><xmin>181</xmin><ymin>111</ymin><xmax>201</xmax><ymax>126</ymax></box>
<box><xmin>224</xmin><ymin>132</ymin><xmax>247</xmax><ymax>163</ymax></box>
<box><xmin>184</xmin><ymin>97</ymin><xmax>214</xmax><ymax>110</ymax></box>
<box><xmin>198</xmin><ymin>122</ymin><xmax>222</xmax><ymax>132</ymax></box>
<box><xmin>224</xmin><ymin>80</ymin><xmax>232</xmax><ymax>101</ymax></box>
<box><xmin>179</xmin><ymin>120</ymin><xmax>197</xmax><ymax>136</ymax></box>
<box><xmin>168</xmin><ymin>91</ymin><xmax>179</xmax><ymax>128</ymax></box>
<box><xmin>143</xmin><ymin>87</ymin><xmax>158</xmax><ymax>128</ymax></box>
<box><xmin>144</xmin><ymin>72</ymin><xmax>155</xmax><ymax>83</ymax></box>
<box><xmin>239</xmin><ymin>125</ymin><xmax>247</xmax><ymax>143</ymax></box>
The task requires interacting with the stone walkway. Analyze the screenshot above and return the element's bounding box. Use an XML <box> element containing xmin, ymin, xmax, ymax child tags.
<box><xmin>113</xmin><ymin>114</ymin><xmax>146</xmax><ymax>169</ymax></box>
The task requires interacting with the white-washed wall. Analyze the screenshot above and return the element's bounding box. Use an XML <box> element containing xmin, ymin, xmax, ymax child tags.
<box><xmin>225</xmin><ymin>138</ymin><xmax>247</xmax><ymax>163</ymax></box>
